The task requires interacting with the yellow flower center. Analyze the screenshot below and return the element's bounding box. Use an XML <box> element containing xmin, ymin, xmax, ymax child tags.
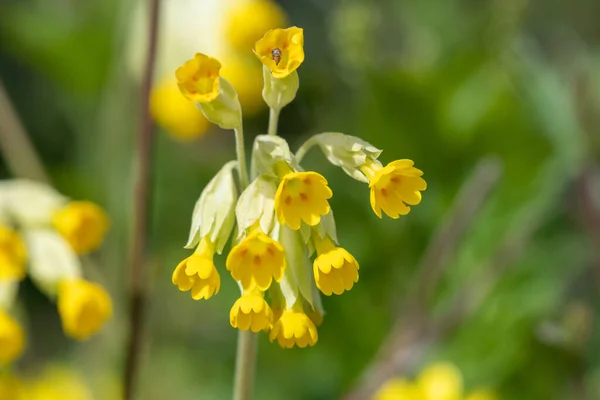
<box><xmin>0</xmin><ymin>309</ymin><xmax>25</xmax><ymax>366</ymax></box>
<box><xmin>57</xmin><ymin>279</ymin><xmax>112</xmax><ymax>341</ymax></box>
<box><xmin>0</xmin><ymin>225</ymin><xmax>27</xmax><ymax>281</ymax></box>
<box><xmin>230</xmin><ymin>291</ymin><xmax>273</xmax><ymax>332</ymax></box>
<box><xmin>269</xmin><ymin>307</ymin><xmax>318</xmax><ymax>348</ymax></box>
<box><xmin>175</xmin><ymin>53</ymin><xmax>222</xmax><ymax>103</ymax></box>
<box><xmin>312</xmin><ymin>235</ymin><xmax>359</xmax><ymax>296</ymax></box>
<box><xmin>52</xmin><ymin>201</ymin><xmax>109</xmax><ymax>255</ymax></box>
<box><xmin>226</xmin><ymin>228</ymin><xmax>285</xmax><ymax>291</ymax></box>
<box><xmin>274</xmin><ymin>171</ymin><xmax>333</xmax><ymax>230</ymax></box>
<box><xmin>172</xmin><ymin>237</ymin><xmax>220</xmax><ymax>300</ymax></box>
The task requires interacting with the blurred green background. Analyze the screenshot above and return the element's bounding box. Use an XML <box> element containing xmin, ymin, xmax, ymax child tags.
<box><xmin>1</xmin><ymin>0</ymin><xmax>600</xmax><ymax>398</ymax></box>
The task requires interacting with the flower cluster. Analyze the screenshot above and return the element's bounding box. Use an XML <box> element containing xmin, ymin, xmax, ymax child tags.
<box><xmin>172</xmin><ymin>27</ymin><xmax>426</xmax><ymax>348</ymax></box>
<box><xmin>373</xmin><ymin>362</ymin><xmax>498</xmax><ymax>400</ymax></box>
<box><xmin>0</xmin><ymin>180</ymin><xmax>112</xmax><ymax>368</ymax></box>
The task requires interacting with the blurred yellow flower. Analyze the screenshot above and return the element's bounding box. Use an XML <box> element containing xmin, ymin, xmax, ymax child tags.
<box><xmin>274</xmin><ymin>171</ymin><xmax>332</xmax><ymax>230</ymax></box>
<box><xmin>221</xmin><ymin>56</ymin><xmax>265</xmax><ymax>116</ymax></box>
<box><xmin>313</xmin><ymin>235</ymin><xmax>359</xmax><ymax>296</ymax></box>
<box><xmin>225</xmin><ymin>0</ymin><xmax>288</xmax><ymax>53</ymax></box>
<box><xmin>417</xmin><ymin>362</ymin><xmax>463</xmax><ymax>400</ymax></box>
<box><xmin>176</xmin><ymin>53</ymin><xmax>222</xmax><ymax>103</ymax></box>
<box><xmin>269</xmin><ymin>308</ymin><xmax>318</xmax><ymax>348</ymax></box>
<box><xmin>57</xmin><ymin>279</ymin><xmax>112</xmax><ymax>340</ymax></box>
<box><xmin>53</xmin><ymin>201</ymin><xmax>109</xmax><ymax>255</ymax></box>
<box><xmin>226</xmin><ymin>228</ymin><xmax>285</xmax><ymax>291</ymax></box>
<box><xmin>373</xmin><ymin>378</ymin><xmax>425</xmax><ymax>400</ymax></box>
<box><xmin>0</xmin><ymin>225</ymin><xmax>27</xmax><ymax>281</ymax></box>
<box><xmin>172</xmin><ymin>237</ymin><xmax>221</xmax><ymax>300</ymax></box>
<box><xmin>230</xmin><ymin>291</ymin><xmax>273</xmax><ymax>332</ymax></box>
<box><xmin>254</xmin><ymin>27</ymin><xmax>305</xmax><ymax>78</ymax></box>
<box><xmin>361</xmin><ymin>159</ymin><xmax>427</xmax><ymax>219</ymax></box>
<box><xmin>465</xmin><ymin>389</ymin><xmax>498</xmax><ymax>400</ymax></box>
<box><xmin>0</xmin><ymin>309</ymin><xmax>25</xmax><ymax>366</ymax></box>
<box><xmin>150</xmin><ymin>76</ymin><xmax>210</xmax><ymax>141</ymax></box>
<box><xmin>0</xmin><ymin>373</ymin><xmax>23</xmax><ymax>400</ymax></box>
<box><xmin>25</xmin><ymin>366</ymin><xmax>93</xmax><ymax>400</ymax></box>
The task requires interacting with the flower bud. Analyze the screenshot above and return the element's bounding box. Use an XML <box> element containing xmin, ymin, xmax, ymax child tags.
<box><xmin>185</xmin><ymin>161</ymin><xmax>238</xmax><ymax>253</ymax></box>
<box><xmin>250</xmin><ymin>135</ymin><xmax>298</xmax><ymax>177</ymax></box>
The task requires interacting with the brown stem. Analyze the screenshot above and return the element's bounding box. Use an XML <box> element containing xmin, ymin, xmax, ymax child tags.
<box><xmin>123</xmin><ymin>0</ymin><xmax>161</xmax><ymax>398</ymax></box>
<box><xmin>0</xmin><ymin>79</ymin><xmax>50</xmax><ymax>183</ymax></box>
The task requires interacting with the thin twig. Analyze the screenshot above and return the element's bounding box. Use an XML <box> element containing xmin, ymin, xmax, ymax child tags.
<box><xmin>0</xmin><ymin>79</ymin><xmax>50</xmax><ymax>183</ymax></box>
<box><xmin>124</xmin><ymin>0</ymin><xmax>161</xmax><ymax>398</ymax></box>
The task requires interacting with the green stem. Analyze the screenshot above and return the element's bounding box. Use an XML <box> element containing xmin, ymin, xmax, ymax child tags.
<box><xmin>267</xmin><ymin>107</ymin><xmax>280</xmax><ymax>136</ymax></box>
<box><xmin>295</xmin><ymin>136</ymin><xmax>318</xmax><ymax>163</ymax></box>
<box><xmin>233</xmin><ymin>330</ymin><xmax>257</xmax><ymax>400</ymax></box>
<box><xmin>234</xmin><ymin>127</ymin><xmax>249</xmax><ymax>188</ymax></box>
<box><xmin>232</xmin><ymin>125</ymin><xmax>255</xmax><ymax>400</ymax></box>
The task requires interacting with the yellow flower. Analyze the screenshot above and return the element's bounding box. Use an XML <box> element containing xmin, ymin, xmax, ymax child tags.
<box><xmin>269</xmin><ymin>308</ymin><xmax>318</xmax><ymax>348</ymax></box>
<box><xmin>53</xmin><ymin>201</ymin><xmax>109</xmax><ymax>255</ymax></box>
<box><xmin>361</xmin><ymin>159</ymin><xmax>427</xmax><ymax>219</ymax></box>
<box><xmin>417</xmin><ymin>362</ymin><xmax>463</xmax><ymax>400</ymax></box>
<box><xmin>0</xmin><ymin>309</ymin><xmax>25</xmax><ymax>366</ymax></box>
<box><xmin>230</xmin><ymin>291</ymin><xmax>273</xmax><ymax>332</ymax></box>
<box><xmin>175</xmin><ymin>53</ymin><xmax>222</xmax><ymax>103</ymax></box>
<box><xmin>274</xmin><ymin>171</ymin><xmax>333</xmax><ymax>230</ymax></box>
<box><xmin>225</xmin><ymin>0</ymin><xmax>288</xmax><ymax>53</ymax></box>
<box><xmin>465</xmin><ymin>389</ymin><xmax>498</xmax><ymax>400</ymax></box>
<box><xmin>57</xmin><ymin>279</ymin><xmax>112</xmax><ymax>340</ymax></box>
<box><xmin>0</xmin><ymin>225</ymin><xmax>27</xmax><ymax>281</ymax></box>
<box><xmin>226</xmin><ymin>228</ymin><xmax>285</xmax><ymax>291</ymax></box>
<box><xmin>24</xmin><ymin>366</ymin><xmax>93</xmax><ymax>400</ymax></box>
<box><xmin>373</xmin><ymin>378</ymin><xmax>425</xmax><ymax>400</ymax></box>
<box><xmin>221</xmin><ymin>56</ymin><xmax>265</xmax><ymax>116</ymax></box>
<box><xmin>0</xmin><ymin>373</ymin><xmax>23</xmax><ymax>400</ymax></box>
<box><xmin>254</xmin><ymin>26</ymin><xmax>305</xmax><ymax>78</ymax></box>
<box><xmin>172</xmin><ymin>236</ymin><xmax>220</xmax><ymax>300</ymax></box>
<box><xmin>313</xmin><ymin>235</ymin><xmax>359</xmax><ymax>296</ymax></box>
<box><xmin>150</xmin><ymin>76</ymin><xmax>210</xmax><ymax>141</ymax></box>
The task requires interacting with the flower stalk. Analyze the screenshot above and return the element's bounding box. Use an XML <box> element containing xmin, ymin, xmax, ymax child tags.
<box><xmin>268</xmin><ymin>108</ymin><xmax>280</xmax><ymax>136</ymax></box>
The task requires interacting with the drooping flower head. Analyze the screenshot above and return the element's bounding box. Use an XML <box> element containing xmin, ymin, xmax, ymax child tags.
<box><xmin>175</xmin><ymin>53</ymin><xmax>222</xmax><ymax>103</ymax></box>
<box><xmin>361</xmin><ymin>159</ymin><xmax>427</xmax><ymax>219</ymax></box>
<box><xmin>254</xmin><ymin>27</ymin><xmax>304</xmax><ymax>78</ymax></box>
<box><xmin>312</xmin><ymin>235</ymin><xmax>359</xmax><ymax>296</ymax></box>
<box><xmin>52</xmin><ymin>201</ymin><xmax>110</xmax><ymax>255</ymax></box>
<box><xmin>57</xmin><ymin>279</ymin><xmax>112</xmax><ymax>341</ymax></box>
<box><xmin>230</xmin><ymin>291</ymin><xmax>273</xmax><ymax>332</ymax></box>
<box><xmin>269</xmin><ymin>306</ymin><xmax>318</xmax><ymax>348</ymax></box>
<box><xmin>0</xmin><ymin>225</ymin><xmax>27</xmax><ymax>281</ymax></box>
<box><xmin>274</xmin><ymin>167</ymin><xmax>333</xmax><ymax>230</ymax></box>
<box><xmin>0</xmin><ymin>309</ymin><xmax>25</xmax><ymax>366</ymax></box>
<box><xmin>172</xmin><ymin>236</ymin><xmax>220</xmax><ymax>300</ymax></box>
<box><xmin>226</xmin><ymin>227</ymin><xmax>285</xmax><ymax>291</ymax></box>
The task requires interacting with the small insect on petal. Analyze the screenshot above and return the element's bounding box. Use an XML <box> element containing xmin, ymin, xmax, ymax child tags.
<box><xmin>271</xmin><ymin>48</ymin><xmax>282</xmax><ymax>65</ymax></box>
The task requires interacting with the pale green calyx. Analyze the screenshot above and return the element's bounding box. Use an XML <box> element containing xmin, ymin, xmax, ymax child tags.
<box><xmin>305</xmin><ymin>132</ymin><xmax>382</xmax><ymax>183</ymax></box>
<box><xmin>25</xmin><ymin>228</ymin><xmax>82</xmax><ymax>297</ymax></box>
<box><xmin>300</xmin><ymin>210</ymin><xmax>339</xmax><ymax>255</ymax></box>
<box><xmin>236</xmin><ymin>174</ymin><xmax>278</xmax><ymax>238</ymax></box>
<box><xmin>0</xmin><ymin>280</ymin><xmax>19</xmax><ymax>309</ymax></box>
<box><xmin>250</xmin><ymin>134</ymin><xmax>300</xmax><ymax>178</ymax></box>
<box><xmin>185</xmin><ymin>161</ymin><xmax>238</xmax><ymax>253</ymax></box>
<box><xmin>0</xmin><ymin>179</ymin><xmax>67</xmax><ymax>227</ymax></box>
<box><xmin>197</xmin><ymin>77</ymin><xmax>242</xmax><ymax>130</ymax></box>
<box><xmin>262</xmin><ymin>65</ymin><xmax>299</xmax><ymax>111</ymax></box>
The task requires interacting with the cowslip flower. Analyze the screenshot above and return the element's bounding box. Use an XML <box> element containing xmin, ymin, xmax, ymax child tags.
<box><xmin>175</xmin><ymin>53</ymin><xmax>222</xmax><ymax>103</ymax></box>
<box><xmin>229</xmin><ymin>291</ymin><xmax>273</xmax><ymax>332</ymax></box>
<box><xmin>0</xmin><ymin>225</ymin><xmax>27</xmax><ymax>281</ymax></box>
<box><xmin>226</xmin><ymin>226</ymin><xmax>285</xmax><ymax>291</ymax></box>
<box><xmin>372</xmin><ymin>378</ymin><xmax>424</xmax><ymax>400</ymax></box>
<box><xmin>0</xmin><ymin>374</ymin><xmax>23</xmax><ymax>399</ymax></box>
<box><xmin>269</xmin><ymin>306</ymin><xmax>318</xmax><ymax>348</ymax></box>
<box><xmin>312</xmin><ymin>234</ymin><xmax>359</xmax><ymax>296</ymax></box>
<box><xmin>57</xmin><ymin>279</ymin><xmax>112</xmax><ymax>340</ymax></box>
<box><xmin>172</xmin><ymin>236</ymin><xmax>220</xmax><ymax>300</ymax></box>
<box><xmin>0</xmin><ymin>309</ymin><xmax>25</xmax><ymax>366</ymax></box>
<box><xmin>360</xmin><ymin>159</ymin><xmax>427</xmax><ymax>219</ymax></box>
<box><xmin>254</xmin><ymin>27</ymin><xmax>304</xmax><ymax>79</ymax></box>
<box><xmin>416</xmin><ymin>362</ymin><xmax>463</xmax><ymax>400</ymax></box>
<box><xmin>225</xmin><ymin>0</ymin><xmax>288</xmax><ymax>53</ymax></box>
<box><xmin>274</xmin><ymin>166</ymin><xmax>333</xmax><ymax>230</ymax></box>
<box><xmin>150</xmin><ymin>76</ymin><xmax>210</xmax><ymax>141</ymax></box>
<box><xmin>52</xmin><ymin>201</ymin><xmax>109</xmax><ymax>255</ymax></box>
